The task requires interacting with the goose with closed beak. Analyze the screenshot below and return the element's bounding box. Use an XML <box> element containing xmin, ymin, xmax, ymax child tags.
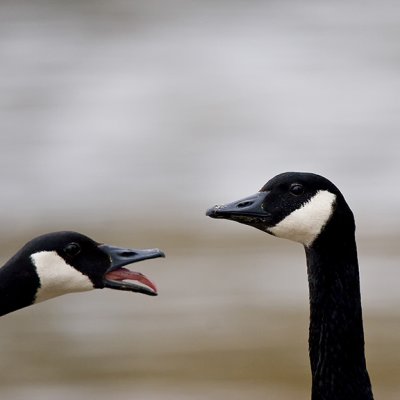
<box><xmin>207</xmin><ymin>172</ymin><xmax>374</xmax><ymax>400</ymax></box>
<box><xmin>0</xmin><ymin>231</ymin><xmax>164</xmax><ymax>317</ymax></box>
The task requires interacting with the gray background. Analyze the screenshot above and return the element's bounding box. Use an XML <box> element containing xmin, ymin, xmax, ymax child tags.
<box><xmin>0</xmin><ymin>1</ymin><xmax>399</xmax><ymax>399</ymax></box>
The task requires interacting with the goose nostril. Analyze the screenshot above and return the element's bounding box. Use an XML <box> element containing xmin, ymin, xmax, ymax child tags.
<box><xmin>120</xmin><ymin>251</ymin><xmax>137</xmax><ymax>258</ymax></box>
<box><xmin>237</xmin><ymin>201</ymin><xmax>254</xmax><ymax>208</ymax></box>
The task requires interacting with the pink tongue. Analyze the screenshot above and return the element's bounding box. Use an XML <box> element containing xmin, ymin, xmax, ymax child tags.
<box><xmin>105</xmin><ymin>268</ymin><xmax>157</xmax><ymax>293</ymax></box>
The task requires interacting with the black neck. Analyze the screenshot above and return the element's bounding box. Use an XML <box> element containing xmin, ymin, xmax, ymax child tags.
<box><xmin>305</xmin><ymin>234</ymin><xmax>373</xmax><ymax>400</ymax></box>
<box><xmin>0</xmin><ymin>257</ymin><xmax>38</xmax><ymax>317</ymax></box>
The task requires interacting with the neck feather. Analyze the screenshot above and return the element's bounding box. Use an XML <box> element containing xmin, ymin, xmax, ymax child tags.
<box><xmin>0</xmin><ymin>260</ymin><xmax>39</xmax><ymax>316</ymax></box>
<box><xmin>305</xmin><ymin>234</ymin><xmax>373</xmax><ymax>400</ymax></box>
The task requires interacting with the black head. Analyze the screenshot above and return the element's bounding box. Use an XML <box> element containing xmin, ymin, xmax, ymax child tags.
<box><xmin>207</xmin><ymin>172</ymin><xmax>354</xmax><ymax>247</ymax></box>
<box><xmin>5</xmin><ymin>231</ymin><xmax>164</xmax><ymax>304</ymax></box>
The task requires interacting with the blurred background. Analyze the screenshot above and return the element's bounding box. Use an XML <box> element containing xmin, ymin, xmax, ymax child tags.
<box><xmin>0</xmin><ymin>0</ymin><xmax>399</xmax><ymax>399</ymax></box>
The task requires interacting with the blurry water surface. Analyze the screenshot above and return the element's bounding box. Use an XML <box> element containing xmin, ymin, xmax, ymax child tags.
<box><xmin>0</xmin><ymin>1</ymin><xmax>399</xmax><ymax>399</ymax></box>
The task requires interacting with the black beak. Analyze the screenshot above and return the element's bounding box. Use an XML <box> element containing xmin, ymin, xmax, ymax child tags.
<box><xmin>206</xmin><ymin>192</ymin><xmax>269</xmax><ymax>219</ymax></box>
<box><xmin>206</xmin><ymin>191</ymin><xmax>272</xmax><ymax>232</ymax></box>
<box><xmin>99</xmin><ymin>244</ymin><xmax>165</xmax><ymax>296</ymax></box>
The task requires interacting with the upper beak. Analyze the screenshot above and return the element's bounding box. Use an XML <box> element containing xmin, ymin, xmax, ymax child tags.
<box><xmin>99</xmin><ymin>244</ymin><xmax>165</xmax><ymax>296</ymax></box>
<box><xmin>206</xmin><ymin>192</ymin><xmax>269</xmax><ymax>219</ymax></box>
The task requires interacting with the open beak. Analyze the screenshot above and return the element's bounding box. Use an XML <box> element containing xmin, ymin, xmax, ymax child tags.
<box><xmin>99</xmin><ymin>244</ymin><xmax>165</xmax><ymax>296</ymax></box>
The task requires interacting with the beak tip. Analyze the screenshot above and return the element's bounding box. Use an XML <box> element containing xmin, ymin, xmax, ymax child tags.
<box><xmin>159</xmin><ymin>250</ymin><xmax>166</xmax><ymax>258</ymax></box>
<box><xmin>206</xmin><ymin>205</ymin><xmax>221</xmax><ymax>218</ymax></box>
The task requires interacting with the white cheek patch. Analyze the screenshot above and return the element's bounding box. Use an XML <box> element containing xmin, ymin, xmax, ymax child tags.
<box><xmin>268</xmin><ymin>190</ymin><xmax>336</xmax><ymax>247</ymax></box>
<box><xmin>31</xmin><ymin>251</ymin><xmax>94</xmax><ymax>304</ymax></box>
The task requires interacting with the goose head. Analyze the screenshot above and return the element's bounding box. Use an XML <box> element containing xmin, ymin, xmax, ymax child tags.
<box><xmin>0</xmin><ymin>231</ymin><xmax>164</xmax><ymax>315</ymax></box>
<box><xmin>207</xmin><ymin>172</ymin><xmax>354</xmax><ymax>248</ymax></box>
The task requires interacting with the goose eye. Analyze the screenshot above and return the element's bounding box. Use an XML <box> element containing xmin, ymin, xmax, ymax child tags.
<box><xmin>63</xmin><ymin>242</ymin><xmax>81</xmax><ymax>257</ymax></box>
<box><xmin>290</xmin><ymin>184</ymin><xmax>304</xmax><ymax>196</ymax></box>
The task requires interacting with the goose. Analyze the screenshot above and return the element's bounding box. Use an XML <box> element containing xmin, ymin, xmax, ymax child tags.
<box><xmin>0</xmin><ymin>231</ymin><xmax>164</xmax><ymax>317</ymax></box>
<box><xmin>206</xmin><ymin>172</ymin><xmax>374</xmax><ymax>400</ymax></box>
